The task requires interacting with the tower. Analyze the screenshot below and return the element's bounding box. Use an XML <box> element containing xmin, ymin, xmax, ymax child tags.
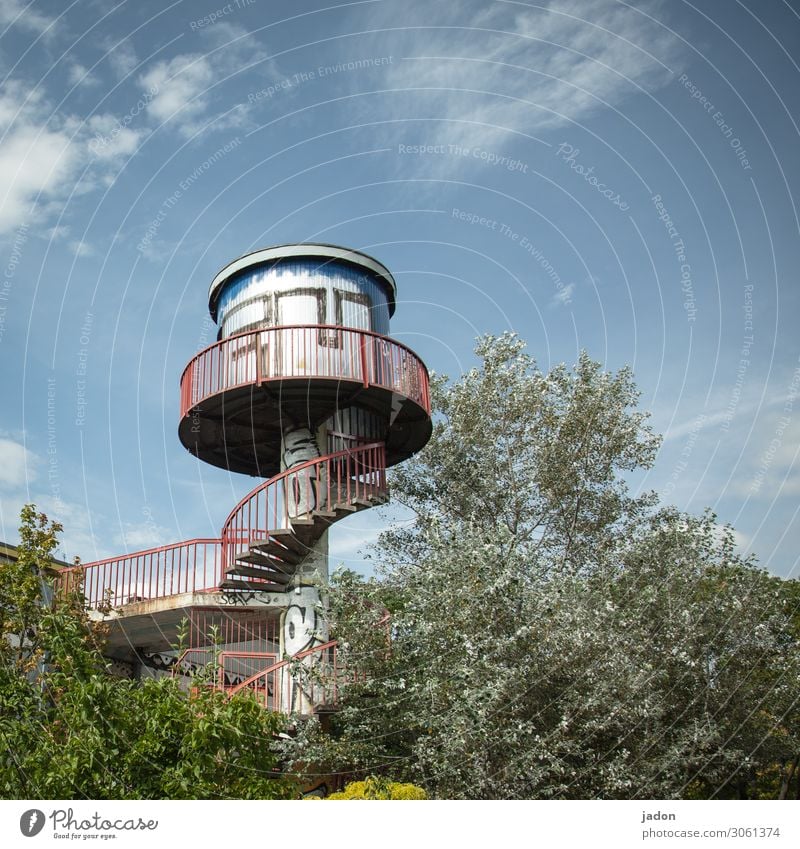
<box><xmin>62</xmin><ymin>244</ymin><xmax>432</xmax><ymax>715</ymax></box>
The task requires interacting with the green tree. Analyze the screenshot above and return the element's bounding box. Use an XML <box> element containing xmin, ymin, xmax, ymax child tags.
<box><xmin>282</xmin><ymin>333</ymin><xmax>800</xmax><ymax>800</ymax></box>
<box><xmin>0</xmin><ymin>506</ymin><xmax>297</xmax><ymax>800</ymax></box>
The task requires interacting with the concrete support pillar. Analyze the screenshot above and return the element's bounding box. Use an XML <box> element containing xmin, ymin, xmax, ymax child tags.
<box><xmin>280</xmin><ymin>423</ymin><xmax>330</xmax><ymax>714</ymax></box>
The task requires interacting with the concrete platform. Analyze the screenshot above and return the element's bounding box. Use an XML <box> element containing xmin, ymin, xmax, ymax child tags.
<box><xmin>92</xmin><ymin>590</ymin><xmax>288</xmax><ymax>659</ymax></box>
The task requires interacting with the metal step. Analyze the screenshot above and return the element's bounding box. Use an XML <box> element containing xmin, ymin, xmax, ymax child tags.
<box><xmin>236</xmin><ymin>550</ymin><xmax>298</xmax><ymax>574</ymax></box>
<box><xmin>247</xmin><ymin>538</ymin><xmax>304</xmax><ymax>565</ymax></box>
<box><xmin>219</xmin><ymin>579</ymin><xmax>288</xmax><ymax>593</ymax></box>
<box><xmin>226</xmin><ymin>564</ymin><xmax>293</xmax><ymax>583</ymax></box>
<box><xmin>265</xmin><ymin>528</ymin><xmax>308</xmax><ymax>555</ymax></box>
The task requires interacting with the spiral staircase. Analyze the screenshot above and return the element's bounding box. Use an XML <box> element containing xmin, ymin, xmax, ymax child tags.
<box><xmin>58</xmin><ymin>245</ymin><xmax>432</xmax><ymax>717</ymax></box>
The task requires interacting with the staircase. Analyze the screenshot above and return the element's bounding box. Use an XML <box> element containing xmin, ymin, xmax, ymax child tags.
<box><xmin>219</xmin><ymin>441</ymin><xmax>388</xmax><ymax>593</ymax></box>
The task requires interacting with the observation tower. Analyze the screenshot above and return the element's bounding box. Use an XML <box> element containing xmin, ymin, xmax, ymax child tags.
<box><xmin>62</xmin><ymin>244</ymin><xmax>431</xmax><ymax>715</ymax></box>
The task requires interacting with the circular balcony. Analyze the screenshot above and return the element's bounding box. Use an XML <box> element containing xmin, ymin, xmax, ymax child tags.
<box><xmin>178</xmin><ymin>324</ymin><xmax>432</xmax><ymax>477</ymax></box>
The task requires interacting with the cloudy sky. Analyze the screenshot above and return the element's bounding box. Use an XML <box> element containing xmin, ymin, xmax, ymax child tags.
<box><xmin>0</xmin><ymin>0</ymin><xmax>798</xmax><ymax>577</ymax></box>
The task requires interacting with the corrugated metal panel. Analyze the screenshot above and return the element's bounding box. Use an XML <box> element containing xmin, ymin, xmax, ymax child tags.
<box><xmin>218</xmin><ymin>299</ymin><xmax>268</xmax><ymax>337</ymax></box>
<box><xmin>217</xmin><ymin>259</ymin><xmax>391</xmax><ymax>338</ymax></box>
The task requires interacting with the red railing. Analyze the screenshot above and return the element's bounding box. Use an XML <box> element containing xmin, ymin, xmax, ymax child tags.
<box><xmin>221</xmin><ymin>441</ymin><xmax>387</xmax><ymax>574</ymax></box>
<box><xmin>179</xmin><ymin>324</ymin><xmax>431</xmax><ymax>417</ymax></box>
<box><xmin>57</xmin><ymin>442</ymin><xmax>387</xmax><ymax>609</ymax></box>
<box><xmin>57</xmin><ymin>539</ymin><xmax>222</xmax><ymax>610</ymax></box>
<box><xmin>226</xmin><ymin>639</ymin><xmax>342</xmax><ymax>712</ymax></box>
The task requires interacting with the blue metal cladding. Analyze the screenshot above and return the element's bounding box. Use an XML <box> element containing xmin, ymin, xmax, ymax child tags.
<box><xmin>216</xmin><ymin>258</ymin><xmax>391</xmax><ymax>339</ymax></box>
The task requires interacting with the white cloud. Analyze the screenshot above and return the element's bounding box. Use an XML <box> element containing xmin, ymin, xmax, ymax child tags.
<box><xmin>105</xmin><ymin>38</ymin><xmax>139</xmax><ymax>80</ymax></box>
<box><xmin>552</xmin><ymin>282</ymin><xmax>575</xmax><ymax>306</ymax></box>
<box><xmin>87</xmin><ymin>113</ymin><xmax>145</xmax><ymax>160</ymax></box>
<box><xmin>0</xmin><ymin>81</ymin><xmax>147</xmax><ymax>238</ymax></box>
<box><xmin>329</xmin><ymin>502</ymin><xmax>414</xmax><ymax>571</ymax></box>
<box><xmin>34</xmin><ymin>495</ymin><xmax>110</xmax><ymax>564</ymax></box>
<box><xmin>69</xmin><ymin>239</ymin><xmax>94</xmax><ymax>257</ymax></box>
<box><xmin>67</xmin><ymin>62</ymin><xmax>99</xmax><ymax>88</ymax></box>
<box><xmin>115</xmin><ymin>520</ymin><xmax>173</xmax><ymax>551</ymax></box>
<box><xmin>0</xmin><ymin>81</ymin><xmax>83</xmax><ymax>236</ymax></box>
<box><xmin>0</xmin><ymin>0</ymin><xmax>54</xmax><ymax>35</ymax></box>
<box><xmin>0</xmin><ymin>23</ymin><xmax>271</xmax><ymax>239</ymax></box>
<box><xmin>139</xmin><ymin>52</ymin><xmax>216</xmax><ymax>131</ymax></box>
<box><xmin>658</xmin><ymin>384</ymin><xmax>790</xmax><ymax>443</ymax></box>
<box><xmin>0</xmin><ymin>438</ymin><xmax>36</xmax><ymax>489</ymax></box>
<box><xmin>137</xmin><ymin>24</ymin><xmax>268</xmax><ymax>138</ymax></box>
<box><xmin>0</xmin><ymin>127</ymin><xmax>75</xmax><ymax>233</ymax></box>
<box><xmin>354</xmin><ymin>0</ymin><xmax>682</xmax><ymax>166</ymax></box>
<box><xmin>45</xmin><ymin>224</ymin><xmax>70</xmax><ymax>240</ymax></box>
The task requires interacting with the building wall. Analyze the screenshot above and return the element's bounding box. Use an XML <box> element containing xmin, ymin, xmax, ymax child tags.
<box><xmin>215</xmin><ymin>258</ymin><xmax>392</xmax><ymax>338</ymax></box>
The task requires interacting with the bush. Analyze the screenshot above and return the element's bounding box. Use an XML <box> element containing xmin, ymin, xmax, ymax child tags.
<box><xmin>327</xmin><ymin>776</ymin><xmax>426</xmax><ymax>800</ymax></box>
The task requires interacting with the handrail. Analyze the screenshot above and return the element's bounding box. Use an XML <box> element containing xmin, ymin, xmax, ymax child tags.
<box><xmin>220</xmin><ymin>441</ymin><xmax>385</xmax><ymax>538</ymax></box>
<box><xmin>58</xmin><ymin>538</ymin><xmax>222</xmax><ymax>609</ymax></box>
<box><xmin>180</xmin><ymin>323</ymin><xmax>429</xmax><ymax>389</ymax></box>
<box><xmin>227</xmin><ymin>639</ymin><xmax>339</xmax><ymax>697</ymax></box>
<box><xmin>220</xmin><ymin>441</ymin><xmax>386</xmax><ymax>575</ymax></box>
<box><xmin>226</xmin><ymin>639</ymin><xmax>343</xmax><ymax>711</ymax></box>
<box><xmin>57</xmin><ymin>442</ymin><xmax>387</xmax><ymax>608</ymax></box>
<box><xmin>179</xmin><ymin>323</ymin><xmax>431</xmax><ymax>418</ymax></box>
<box><xmin>58</xmin><ymin>537</ymin><xmax>220</xmax><ymax>572</ymax></box>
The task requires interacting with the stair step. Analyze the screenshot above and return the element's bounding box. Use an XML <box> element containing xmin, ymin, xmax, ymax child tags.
<box><xmin>248</xmin><ymin>539</ymin><xmax>304</xmax><ymax>565</ymax></box>
<box><xmin>333</xmin><ymin>502</ymin><xmax>357</xmax><ymax>514</ymax></box>
<box><xmin>309</xmin><ymin>510</ymin><xmax>338</xmax><ymax>531</ymax></box>
<box><xmin>219</xmin><ymin>579</ymin><xmax>288</xmax><ymax>593</ymax></box>
<box><xmin>289</xmin><ymin>520</ymin><xmax>321</xmax><ymax>547</ymax></box>
<box><xmin>289</xmin><ymin>517</ymin><xmax>315</xmax><ymax>527</ymax></box>
<box><xmin>226</xmin><ymin>564</ymin><xmax>293</xmax><ymax>583</ymax></box>
<box><xmin>237</xmin><ymin>550</ymin><xmax>298</xmax><ymax>574</ymax></box>
<box><xmin>266</xmin><ymin>528</ymin><xmax>309</xmax><ymax>555</ymax></box>
<box><xmin>313</xmin><ymin>509</ymin><xmax>337</xmax><ymax>519</ymax></box>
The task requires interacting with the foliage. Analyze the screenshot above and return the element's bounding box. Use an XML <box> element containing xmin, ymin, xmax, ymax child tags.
<box><xmin>0</xmin><ymin>506</ymin><xmax>297</xmax><ymax>800</ymax></box>
<box><xmin>327</xmin><ymin>775</ymin><xmax>427</xmax><ymax>799</ymax></box>
<box><xmin>281</xmin><ymin>333</ymin><xmax>800</xmax><ymax>800</ymax></box>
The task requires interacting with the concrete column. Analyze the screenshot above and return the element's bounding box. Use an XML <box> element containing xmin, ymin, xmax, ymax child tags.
<box><xmin>280</xmin><ymin>423</ymin><xmax>330</xmax><ymax>714</ymax></box>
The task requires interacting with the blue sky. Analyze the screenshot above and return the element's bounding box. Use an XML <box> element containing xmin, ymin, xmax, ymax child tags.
<box><xmin>0</xmin><ymin>0</ymin><xmax>798</xmax><ymax>577</ymax></box>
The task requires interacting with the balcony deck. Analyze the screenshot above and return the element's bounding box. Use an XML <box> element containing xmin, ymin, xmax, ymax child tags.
<box><xmin>178</xmin><ymin>324</ymin><xmax>432</xmax><ymax>477</ymax></box>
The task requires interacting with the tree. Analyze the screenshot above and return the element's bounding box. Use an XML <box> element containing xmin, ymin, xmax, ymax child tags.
<box><xmin>0</xmin><ymin>506</ymin><xmax>297</xmax><ymax>800</ymax></box>
<box><xmin>281</xmin><ymin>333</ymin><xmax>800</xmax><ymax>800</ymax></box>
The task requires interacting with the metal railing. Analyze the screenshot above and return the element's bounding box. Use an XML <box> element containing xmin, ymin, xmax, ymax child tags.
<box><xmin>179</xmin><ymin>324</ymin><xmax>431</xmax><ymax>417</ymax></box>
<box><xmin>57</xmin><ymin>443</ymin><xmax>387</xmax><ymax>609</ymax></box>
<box><xmin>57</xmin><ymin>539</ymin><xmax>222</xmax><ymax>610</ymax></box>
<box><xmin>226</xmin><ymin>639</ymin><xmax>342</xmax><ymax>712</ymax></box>
<box><xmin>221</xmin><ymin>441</ymin><xmax>387</xmax><ymax>574</ymax></box>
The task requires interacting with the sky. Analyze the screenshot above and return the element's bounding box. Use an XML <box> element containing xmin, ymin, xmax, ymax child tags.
<box><xmin>0</xmin><ymin>0</ymin><xmax>798</xmax><ymax>578</ymax></box>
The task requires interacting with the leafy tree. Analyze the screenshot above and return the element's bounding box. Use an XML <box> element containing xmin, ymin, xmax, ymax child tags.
<box><xmin>0</xmin><ymin>506</ymin><xmax>297</xmax><ymax>800</ymax></box>
<box><xmin>282</xmin><ymin>333</ymin><xmax>800</xmax><ymax>800</ymax></box>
